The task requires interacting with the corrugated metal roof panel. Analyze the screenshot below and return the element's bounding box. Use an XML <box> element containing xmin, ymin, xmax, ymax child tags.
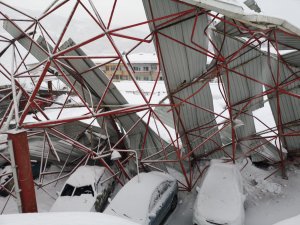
<box><xmin>215</xmin><ymin>18</ymin><xmax>299</xmax><ymax>51</ymax></box>
<box><xmin>282</xmin><ymin>50</ymin><xmax>300</xmax><ymax>67</ymax></box>
<box><xmin>213</xmin><ymin>31</ymin><xmax>264</xmax><ymax>111</ymax></box>
<box><xmin>143</xmin><ymin>0</ymin><xmax>223</xmax><ymax>158</ymax></box>
<box><xmin>269</xmin><ymin>31</ymin><xmax>300</xmax><ymax>51</ymax></box>
<box><xmin>263</xmin><ymin>56</ymin><xmax>300</xmax><ymax>154</ymax></box>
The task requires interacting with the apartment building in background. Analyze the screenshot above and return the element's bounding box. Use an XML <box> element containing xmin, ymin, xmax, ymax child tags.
<box><xmin>99</xmin><ymin>53</ymin><xmax>162</xmax><ymax>81</ymax></box>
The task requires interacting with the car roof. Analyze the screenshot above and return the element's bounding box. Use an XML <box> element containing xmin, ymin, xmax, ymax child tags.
<box><xmin>66</xmin><ymin>166</ymin><xmax>105</xmax><ymax>187</ymax></box>
<box><xmin>1</xmin><ymin>212</ymin><xmax>140</xmax><ymax>225</ymax></box>
<box><xmin>196</xmin><ymin>162</ymin><xmax>243</xmax><ymax>222</ymax></box>
<box><xmin>104</xmin><ymin>171</ymin><xmax>175</xmax><ymax>223</ymax></box>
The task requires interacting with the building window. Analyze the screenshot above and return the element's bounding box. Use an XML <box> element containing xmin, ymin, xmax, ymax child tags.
<box><xmin>121</xmin><ymin>75</ymin><xmax>129</xmax><ymax>80</ymax></box>
<box><xmin>115</xmin><ymin>75</ymin><xmax>119</xmax><ymax>80</ymax></box>
<box><xmin>143</xmin><ymin>66</ymin><xmax>149</xmax><ymax>71</ymax></box>
<box><xmin>144</xmin><ymin>77</ymin><xmax>149</xmax><ymax>81</ymax></box>
<box><xmin>111</xmin><ymin>66</ymin><xmax>116</xmax><ymax>71</ymax></box>
<box><xmin>105</xmin><ymin>66</ymin><xmax>109</xmax><ymax>71</ymax></box>
<box><xmin>151</xmin><ymin>65</ymin><xmax>157</xmax><ymax>71</ymax></box>
<box><xmin>133</xmin><ymin>66</ymin><xmax>141</xmax><ymax>71</ymax></box>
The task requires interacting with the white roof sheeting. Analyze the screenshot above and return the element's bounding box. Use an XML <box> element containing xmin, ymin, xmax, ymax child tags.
<box><xmin>127</xmin><ymin>53</ymin><xmax>158</xmax><ymax>64</ymax></box>
<box><xmin>180</xmin><ymin>0</ymin><xmax>300</xmax><ymax>36</ymax></box>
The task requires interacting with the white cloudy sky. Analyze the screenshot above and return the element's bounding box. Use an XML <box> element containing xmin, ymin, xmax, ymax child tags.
<box><xmin>1</xmin><ymin>0</ymin><xmax>300</xmax><ymax>85</ymax></box>
<box><xmin>3</xmin><ymin>0</ymin><xmax>299</xmax><ymax>26</ymax></box>
<box><xmin>1</xmin><ymin>0</ymin><xmax>148</xmax><ymax>28</ymax></box>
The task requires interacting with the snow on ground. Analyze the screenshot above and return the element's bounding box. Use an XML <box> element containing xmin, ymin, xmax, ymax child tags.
<box><xmin>243</xmin><ymin>159</ymin><xmax>300</xmax><ymax>225</ymax></box>
<box><xmin>23</xmin><ymin>94</ymin><xmax>100</xmax><ymax>127</ymax></box>
<box><xmin>273</xmin><ymin>214</ymin><xmax>300</xmax><ymax>225</ymax></box>
<box><xmin>114</xmin><ymin>81</ymin><xmax>167</xmax><ymax>104</ymax></box>
<box><xmin>1</xmin><ymin>212</ymin><xmax>139</xmax><ymax>225</ymax></box>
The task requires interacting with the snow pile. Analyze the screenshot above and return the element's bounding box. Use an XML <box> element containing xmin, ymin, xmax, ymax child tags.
<box><xmin>1</xmin><ymin>212</ymin><xmax>139</xmax><ymax>225</ymax></box>
<box><xmin>24</xmin><ymin>94</ymin><xmax>100</xmax><ymax>127</ymax></box>
<box><xmin>241</xmin><ymin>159</ymin><xmax>283</xmax><ymax>202</ymax></box>
<box><xmin>241</xmin><ymin>159</ymin><xmax>300</xmax><ymax>225</ymax></box>
<box><xmin>254</xmin><ymin>178</ymin><xmax>282</xmax><ymax>194</ymax></box>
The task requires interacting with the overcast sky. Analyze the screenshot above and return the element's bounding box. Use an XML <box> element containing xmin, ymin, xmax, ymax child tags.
<box><xmin>256</xmin><ymin>0</ymin><xmax>300</xmax><ymax>28</ymax></box>
<box><xmin>1</xmin><ymin>0</ymin><xmax>148</xmax><ymax>28</ymax></box>
<box><xmin>3</xmin><ymin>0</ymin><xmax>300</xmax><ymax>26</ymax></box>
<box><xmin>1</xmin><ymin>0</ymin><xmax>300</xmax><ymax>85</ymax></box>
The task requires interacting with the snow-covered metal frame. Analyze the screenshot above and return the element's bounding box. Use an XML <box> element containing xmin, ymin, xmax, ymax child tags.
<box><xmin>1</xmin><ymin>0</ymin><xmax>300</xmax><ymax>212</ymax></box>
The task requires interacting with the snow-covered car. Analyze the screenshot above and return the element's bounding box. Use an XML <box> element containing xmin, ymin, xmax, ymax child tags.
<box><xmin>104</xmin><ymin>171</ymin><xmax>178</xmax><ymax>225</ymax></box>
<box><xmin>50</xmin><ymin>165</ymin><xmax>114</xmax><ymax>212</ymax></box>
<box><xmin>193</xmin><ymin>161</ymin><xmax>246</xmax><ymax>225</ymax></box>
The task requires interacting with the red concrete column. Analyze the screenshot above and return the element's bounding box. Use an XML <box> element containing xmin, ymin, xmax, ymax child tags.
<box><xmin>7</xmin><ymin>130</ymin><xmax>37</xmax><ymax>213</ymax></box>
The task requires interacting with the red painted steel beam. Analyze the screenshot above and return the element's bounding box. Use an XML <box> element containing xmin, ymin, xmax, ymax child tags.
<box><xmin>7</xmin><ymin>130</ymin><xmax>37</xmax><ymax>213</ymax></box>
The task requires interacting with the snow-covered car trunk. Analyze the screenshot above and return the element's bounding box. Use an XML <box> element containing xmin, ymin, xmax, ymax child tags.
<box><xmin>193</xmin><ymin>161</ymin><xmax>246</xmax><ymax>225</ymax></box>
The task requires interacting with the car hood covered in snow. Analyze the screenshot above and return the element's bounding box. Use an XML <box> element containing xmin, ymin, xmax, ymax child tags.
<box><xmin>50</xmin><ymin>195</ymin><xmax>96</xmax><ymax>212</ymax></box>
<box><xmin>194</xmin><ymin>162</ymin><xmax>245</xmax><ymax>224</ymax></box>
<box><xmin>104</xmin><ymin>172</ymin><xmax>176</xmax><ymax>224</ymax></box>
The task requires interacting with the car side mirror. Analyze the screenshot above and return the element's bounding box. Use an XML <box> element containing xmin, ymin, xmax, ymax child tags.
<box><xmin>148</xmin><ymin>212</ymin><xmax>156</xmax><ymax>219</ymax></box>
<box><xmin>56</xmin><ymin>191</ymin><xmax>61</xmax><ymax>197</ymax></box>
<box><xmin>196</xmin><ymin>186</ymin><xmax>200</xmax><ymax>193</ymax></box>
<box><xmin>108</xmin><ymin>197</ymin><xmax>112</xmax><ymax>203</ymax></box>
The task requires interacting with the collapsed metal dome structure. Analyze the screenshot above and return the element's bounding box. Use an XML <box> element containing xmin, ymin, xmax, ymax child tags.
<box><xmin>1</xmin><ymin>0</ymin><xmax>300</xmax><ymax>213</ymax></box>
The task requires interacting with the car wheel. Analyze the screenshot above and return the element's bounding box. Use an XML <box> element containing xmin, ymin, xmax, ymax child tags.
<box><xmin>170</xmin><ymin>194</ymin><xmax>178</xmax><ymax>211</ymax></box>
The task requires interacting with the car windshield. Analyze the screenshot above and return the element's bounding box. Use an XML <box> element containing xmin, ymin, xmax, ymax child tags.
<box><xmin>61</xmin><ymin>184</ymin><xmax>94</xmax><ymax>197</ymax></box>
<box><xmin>61</xmin><ymin>184</ymin><xmax>75</xmax><ymax>196</ymax></box>
<box><xmin>74</xmin><ymin>185</ymin><xmax>94</xmax><ymax>197</ymax></box>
